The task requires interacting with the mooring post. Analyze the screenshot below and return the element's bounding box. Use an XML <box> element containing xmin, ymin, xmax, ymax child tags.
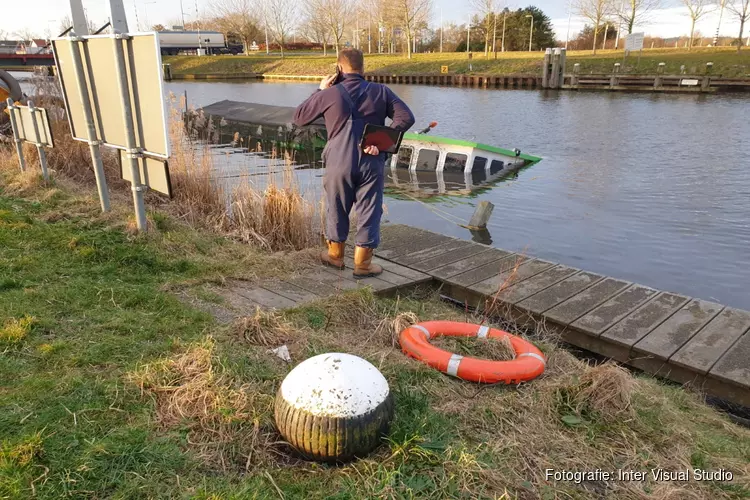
<box><xmin>467</xmin><ymin>201</ymin><xmax>495</xmax><ymax>230</ymax></box>
<box><xmin>702</xmin><ymin>62</ymin><xmax>713</xmax><ymax>92</ymax></box>
<box><xmin>542</xmin><ymin>48</ymin><xmax>552</xmax><ymax>88</ymax></box>
<box><xmin>610</xmin><ymin>63</ymin><xmax>621</xmax><ymax>89</ymax></box>
<box><xmin>5</xmin><ymin>98</ymin><xmax>26</xmax><ymax>172</ymax></box>
<box><xmin>112</xmin><ymin>34</ymin><xmax>148</xmax><ymax>231</ymax></box>
<box><xmin>551</xmin><ymin>48</ymin><xmax>561</xmax><ymax>89</ymax></box>
<box><xmin>162</xmin><ymin>63</ymin><xmax>172</xmax><ymax>81</ymax></box>
<box><xmin>571</xmin><ymin>63</ymin><xmax>580</xmax><ymax>87</ymax></box>
<box><xmin>654</xmin><ymin>63</ymin><xmax>665</xmax><ymax>89</ymax></box>
<box><xmin>27</xmin><ymin>100</ymin><xmax>49</xmax><ymax>181</ymax></box>
<box><xmin>558</xmin><ymin>48</ymin><xmax>567</xmax><ymax>89</ymax></box>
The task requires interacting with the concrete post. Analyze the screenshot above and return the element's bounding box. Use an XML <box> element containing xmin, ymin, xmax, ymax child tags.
<box><xmin>654</xmin><ymin>63</ymin><xmax>665</xmax><ymax>89</ymax></box>
<box><xmin>559</xmin><ymin>48</ymin><xmax>567</xmax><ymax>88</ymax></box>
<box><xmin>571</xmin><ymin>63</ymin><xmax>580</xmax><ymax>87</ymax></box>
<box><xmin>468</xmin><ymin>201</ymin><xmax>495</xmax><ymax>230</ymax></box>
<box><xmin>702</xmin><ymin>62</ymin><xmax>713</xmax><ymax>92</ymax></box>
<box><xmin>163</xmin><ymin>63</ymin><xmax>173</xmax><ymax>81</ymax></box>
<box><xmin>610</xmin><ymin>63</ymin><xmax>621</xmax><ymax>89</ymax></box>
<box><xmin>551</xmin><ymin>48</ymin><xmax>561</xmax><ymax>89</ymax></box>
<box><xmin>542</xmin><ymin>48</ymin><xmax>552</xmax><ymax>88</ymax></box>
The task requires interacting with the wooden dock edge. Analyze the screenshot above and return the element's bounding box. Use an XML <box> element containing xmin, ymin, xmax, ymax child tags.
<box><xmin>435</xmin><ymin>279</ymin><xmax>750</xmax><ymax>407</ymax></box>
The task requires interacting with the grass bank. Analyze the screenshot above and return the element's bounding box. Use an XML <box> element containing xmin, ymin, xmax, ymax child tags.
<box><xmin>166</xmin><ymin>48</ymin><xmax>750</xmax><ymax>79</ymax></box>
<box><xmin>2</xmin><ymin>154</ymin><xmax>750</xmax><ymax>499</ymax></box>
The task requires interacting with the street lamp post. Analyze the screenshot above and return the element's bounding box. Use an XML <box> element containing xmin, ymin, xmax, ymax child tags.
<box><xmin>179</xmin><ymin>0</ymin><xmax>186</xmax><ymax>28</ymax></box>
<box><xmin>467</xmin><ymin>18</ymin><xmax>471</xmax><ymax>55</ymax></box>
<box><xmin>526</xmin><ymin>14</ymin><xmax>533</xmax><ymax>52</ymax></box>
<box><xmin>565</xmin><ymin>0</ymin><xmax>573</xmax><ymax>49</ymax></box>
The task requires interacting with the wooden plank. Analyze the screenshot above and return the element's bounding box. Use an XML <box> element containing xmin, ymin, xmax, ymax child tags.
<box><xmin>448</xmin><ymin>254</ymin><xmax>525</xmax><ymax>288</ymax></box>
<box><xmin>497</xmin><ymin>265</ymin><xmax>579</xmax><ymax>305</ymax></box>
<box><xmin>515</xmin><ymin>272</ymin><xmax>603</xmax><ymax>315</ymax></box>
<box><xmin>543</xmin><ymin>277</ymin><xmax>629</xmax><ymax>325</ymax></box>
<box><xmin>343</xmin><ymin>257</ymin><xmax>431</xmax><ymax>287</ymax></box>
<box><xmin>709</xmin><ymin>331</ymin><xmax>750</xmax><ymax>390</ymax></box>
<box><xmin>321</xmin><ymin>267</ymin><xmax>394</xmax><ymax>292</ymax></box>
<box><xmin>377</xmin><ymin>231</ymin><xmax>454</xmax><ymax>260</ymax></box>
<box><xmin>410</xmin><ymin>242</ymin><xmax>490</xmax><ymax>272</ymax></box>
<box><xmin>375</xmin><ymin>224</ymin><xmax>431</xmax><ymax>251</ymax></box>
<box><xmin>632</xmin><ymin>299</ymin><xmax>723</xmax><ymax>361</ymax></box>
<box><xmin>262</xmin><ymin>279</ymin><xmax>321</xmax><ymax>304</ymax></box>
<box><xmin>284</xmin><ymin>271</ymin><xmax>360</xmax><ymax>296</ymax></box>
<box><xmin>671</xmin><ymin>308</ymin><xmax>750</xmax><ymax>374</ymax></box>
<box><xmin>397</xmin><ymin>239</ymin><xmax>474</xmax><ymax>266</ymax></box>
<box><xmin>469</xmin><ymin>258</ymin><xmax>554</xmax><ymax>297</ymax></box>
<box><xmin>600</xmin><ymin>292</ymin><xmax>689</xmax><ymax>349</ymax></box>
<box><xmin>572</xmin><ymin>285</ymin><xmax>658</xmax><ymax>335</ymax></box>
<box><xmin>430</xmin><ymin>248</ymin><xmax>514</xmax><ymax>280</ymax></box>
<box><xmin>233</xmin><ymin>286</ymin><xmax>298</xmax><ymax>309</ymax></box>
<box><xmin>370</xmin><ymin>255</ymin><xmax>432</xmax><ymax>281</ymax></box>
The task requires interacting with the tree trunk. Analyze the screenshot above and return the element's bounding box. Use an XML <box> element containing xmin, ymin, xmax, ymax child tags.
<box><xmin>407</xmin><ymin>33</ymin><xmax>412</xmax><ymax>59</ymax></box>
<box><xmin>689</xmin><ymin>18</ymin><xmax>696</xmax><ymax>51</ymax></box>
<box><xmin>739</xmin><ymin>18</ymin><xmax>746</xmax><ymax>53</ymax></box>
<box><xmin>242</xmin><ymin>36</ymin><xmax>249</xmax><ymax>55</ymax></box>
<box><xmin>592</xmin><ymin>25</ymin><xmax>599</xmax><ymax>55</ymax></box>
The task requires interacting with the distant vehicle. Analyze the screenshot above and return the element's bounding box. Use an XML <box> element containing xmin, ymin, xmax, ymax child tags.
<box><xmin>157</xmin><ymin>31</ymin><xmax>227</xmax><ymax>56</ymax></box>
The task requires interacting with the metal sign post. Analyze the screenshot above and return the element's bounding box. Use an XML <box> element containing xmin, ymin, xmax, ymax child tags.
<box><xmin>26</xmin><ymin>100</ymin><xmax>49</xmax><ymax>181</ymax></box>
<box><xmin>6</xmin><ymin>98</ymin><xmax>26</xmax><ymax>172</ymax></box>
<box><xmin>67</xmin><ymin>37</ymin><xmax>111</xmax><ymax>212</ymax></box>
<box><xmin>112</xmin><ymin>35</ymin><xmax>148</xmax><ymax>231</ymax></box>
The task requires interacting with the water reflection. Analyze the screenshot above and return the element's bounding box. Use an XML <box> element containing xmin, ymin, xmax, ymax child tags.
<box><xmin>385</xmin><ymin>165</ymin><xmax>521</xmax><ymax>199</ymax></box>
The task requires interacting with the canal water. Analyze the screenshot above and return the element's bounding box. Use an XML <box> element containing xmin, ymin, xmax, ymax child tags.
<box><xmin>18</xmin><ymin>71</ymin><xmax>750</xmax><ymax>310</ymax></box>
<box><xmin>170</xmin><ymin>80</ymin><xmax>750</xmax><ymax>310</ymax></box>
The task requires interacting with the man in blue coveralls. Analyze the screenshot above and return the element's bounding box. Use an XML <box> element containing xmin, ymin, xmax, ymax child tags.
<box><xmin>294</xmin><ymin>49</ymin><xmax>415</xmax><ymax>278</ymax></box>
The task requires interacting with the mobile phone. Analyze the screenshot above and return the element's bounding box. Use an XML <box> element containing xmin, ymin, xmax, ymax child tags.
<box><xmin>333</xmin><ymin>65</ymin><xmax>343</xmax><ymax>85</ymax></box>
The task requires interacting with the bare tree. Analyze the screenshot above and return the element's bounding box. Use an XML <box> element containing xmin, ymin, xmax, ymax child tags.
<box><xmin>682</xmin><ymin>0</ymin><xmax>715</xmax><ymax>50</ymax></box>
<box><xmin>299</xmin><ymin>14</ymin><xmax>331</xmax><ymax>54</ymax></box>
<box><xmin>304</xmin><ymin>0</ymin><xmax>352</xmax><ymax>55</ymax></box>
<box><xmin>211</xmin><ymin>0</ymin><xmax>261</xmax><ymax>54</ymax></box>
<box><xmin>472</xmin><ymin>0</ymin><xmax>496</xmax><ymax>55</ymax></box>
<box><xmin>394</xmin><ymin>0</ymin><xmax>432</xmax><ymax>59</ymax></box>
<box><xmin>614</xmin><ymin>0</ymin><xmax>661</xmax><ymax>34</ymax></box>
<box><xmin>728</xmin><ymin>0</ymin><xmax>750</xmax><ymax>51</ymax></box>
<box><xmin>265</xmin><ymin>0</ymin><xmax>298</xmax><ymax>57</ymax></box>
<box><xmin>575</xmin><ymin>0</ymin><xmax>612</xmax><ymax>53</ymax></box>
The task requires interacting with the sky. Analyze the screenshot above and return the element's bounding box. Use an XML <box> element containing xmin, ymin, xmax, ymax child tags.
<box><xmin>0</xmin><ymin>0</ymin><xmax>745</xmax><ymax>42</ymax></box>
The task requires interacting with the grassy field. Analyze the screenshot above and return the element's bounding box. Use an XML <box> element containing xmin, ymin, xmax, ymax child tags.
<box><xmin>166</xmin><ymin>48</ymin><xmax>750</xmax><ymax>79</ymax></box>
<box><xmin>2</xmin><ymin>152</ymin><xmax>750</xmax><ymax>499</ymax></box>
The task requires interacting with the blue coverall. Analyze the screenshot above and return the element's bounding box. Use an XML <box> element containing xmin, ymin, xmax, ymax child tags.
<box><xmin>293</xmin><ymin>73</ymin><xmax>415</xmax><ymax>248</ymax></box>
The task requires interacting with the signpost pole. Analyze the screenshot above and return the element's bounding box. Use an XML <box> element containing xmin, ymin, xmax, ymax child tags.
<box><xmin>27</xmin><ymin>100</ymin><xmax>49</xmax><ymax>181</ymax></box>
<box><xmin>112</xmin><ymin>35</ymin><xmax>148</xmax><ymax>231</ymax></box>
<box><xmin>68</xmin><ymin>37</ymin><xmax>111</xmax><ymax>212</ymax></box>
<box><xmin>6</xmin><ymin>99</ymin><xmax>26</xmax><ymax>172</ymax></box>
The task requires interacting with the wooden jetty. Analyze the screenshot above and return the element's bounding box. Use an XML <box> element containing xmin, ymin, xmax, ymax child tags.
<box><xmin>221</xmin><ymin>224</ymin><xmax>750</xmax><ymax>408</ymax></box>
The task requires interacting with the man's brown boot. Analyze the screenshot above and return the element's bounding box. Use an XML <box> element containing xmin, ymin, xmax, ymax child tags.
<box><xmin>321</xmin><ymin>241</ymin><xmax>345</xmax><ymax>269</ymax></box>
<box><xmin>353</xmin><ymin>246</ymin><xmax>383</xmax><ymax>278</ymax></box>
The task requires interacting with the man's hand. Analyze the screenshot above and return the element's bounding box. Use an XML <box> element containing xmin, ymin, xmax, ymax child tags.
<box><xmin>319</xmin><ymin>74</ymin><xmax>337</xmax><ymax>90</ymax></box>
<box><xmin>363</xmin><ymin>145</ymin><xmax>380</xmax><ymax>155</ymax></box>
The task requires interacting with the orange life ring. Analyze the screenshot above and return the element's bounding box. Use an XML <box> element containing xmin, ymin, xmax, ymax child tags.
<box><xmin>399</xmin><ymin>321</ymin><xmax>546</xmax><ymax>384</ymax></box>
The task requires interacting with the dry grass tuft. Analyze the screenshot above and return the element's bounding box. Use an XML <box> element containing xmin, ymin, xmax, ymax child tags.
<box><xmin>167</xmin><ymin>94</ymin><xmax>319</xmax><ymax>251</ymax></box>
<box><xmin>128</xmin><ymin>337</ymin><xmax>280</xmax><ymax>471</ymax></box>
<box><xmin>564</xmin><ymin>361</ymin><xmax>636</xmax><ymax>419</ymax></box>
<box><xmin>375</xmin><ymin>311</ymin><xmax>420</xmax><ymax>347</ymax></box>
<box><xmin>0</xmin><ymin>433</ymin><xmax>43</xmax><ymax>468</ymax></box>
<box><xmin>234</xmin><ymin>307</ymin><xmax>294</xmax><ymax>346</ymax></box>
<box><xmin>0</xmin><ymin>315</ymin><xmax>35</xmax><ymax>345</ymax></box>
